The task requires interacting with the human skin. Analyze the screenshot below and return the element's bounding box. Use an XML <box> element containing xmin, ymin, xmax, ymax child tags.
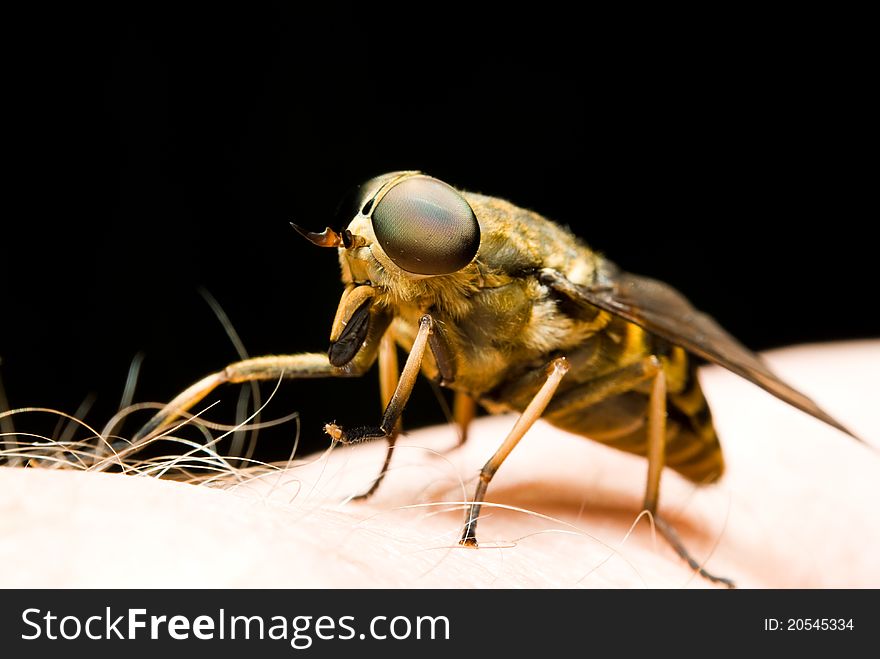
<box><xmin>1</xmin><ymin>340</ymin><xmax>878</xmax><ymax>588</ymax></box>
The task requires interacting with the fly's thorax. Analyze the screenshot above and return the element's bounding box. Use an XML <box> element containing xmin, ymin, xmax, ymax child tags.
<box><xmin>461</xmin><ymin>191</ymin><xmax>602</xmax><ymax>288</ymax></box>
<box><xmin>388</xmin><ymin>275</ymin><xmax>612</xmax><ymax>399</ymax></box>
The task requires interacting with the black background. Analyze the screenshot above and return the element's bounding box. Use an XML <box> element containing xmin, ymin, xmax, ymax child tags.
<box><xmin>2</xmin><ymin>5</ymin><xmax>876</xmax><ymax>460</ymax></box>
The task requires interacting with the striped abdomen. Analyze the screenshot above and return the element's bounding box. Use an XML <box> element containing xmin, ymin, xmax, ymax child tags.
<box><xmin>543</xmin><ymin>319</ymin><xmax>725</xmax><ymax>484</ymax></box>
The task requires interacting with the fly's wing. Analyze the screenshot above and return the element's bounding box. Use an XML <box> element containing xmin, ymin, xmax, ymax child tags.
<box><xmin>539</xmin><ymin>267</ymin><xmax>859</xmax><ymax>440</ymax></box>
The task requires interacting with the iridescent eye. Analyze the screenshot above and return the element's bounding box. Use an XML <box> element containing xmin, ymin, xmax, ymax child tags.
<box><xmin>370</xmin><ymin>176</ymin><xmax>480</xmax><ymax>275</ymax></box>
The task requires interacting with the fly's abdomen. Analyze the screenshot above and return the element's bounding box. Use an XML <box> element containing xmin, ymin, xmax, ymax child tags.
<box><xmin>665</xmin><ymin>362</ymin><xmax>725</xmax><ymax>482</ymax></box>
<box><xmin>544</xmin><ymin>385</ymin><xmax>724</xmax><ymax>483</ymax></box>
<box><xmin>660</xmin><ymin>342</ymin><xmax>725</xmax><ymax>482</ymax></box>
<box><xmin>543</xmin><ymin>323</ymin><xmax>725</xmax><ymax>483</ymax></box>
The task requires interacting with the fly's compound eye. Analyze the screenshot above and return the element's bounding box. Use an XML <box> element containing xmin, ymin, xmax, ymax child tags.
<box><xmin>370</xmin><ymin>176</ymin><xmax>480</xmax><ymax>275</ymax></box>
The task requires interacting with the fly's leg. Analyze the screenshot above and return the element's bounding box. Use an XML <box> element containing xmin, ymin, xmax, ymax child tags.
<box><xmin>460</xmin><ymin>357</ymin><xmax>570</xmax><ymax>545</ymax></box>
<box><xmin>351</xmin><ymin>331</ymin><xmax>401</xmax><ymax>500</ymax></box>
<box><xmin>643</xmin><ymin>371</ymin><xmax>735</xmax><ymax>588</ymax></box>
<box><xmin>326</xmin><ymin>313</ymin><xmax>452</xmax><ymax>445</ymax></box>
<box><xmin>453</xmin><ymin>392</ymin><xmax>477</xmax><ymax>446</ymax></box>
<box><xmin>127</xmin><ymin>286</ymin><xmax>391</xmax><ymax>453</ymax></box>
<box><xmin>461</xmin><ymin>356</ymin><xmax>659</xmax><ymax>545</ymax></box>
<box><xmin>123</xmin><ymin>352</ymin><xmax>367</xmax><ymax>451</ymax></box>
<box><xmin>468</xmin><ymin>353</ymin><xmax>734</xmax><ymax>586</ymax></box>
<box><xmin>91</xmin><ymin>352</ymin><xmax>372</xmax><ymax>470</ymax></box>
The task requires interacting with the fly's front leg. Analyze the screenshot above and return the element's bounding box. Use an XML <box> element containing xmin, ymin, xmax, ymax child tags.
<box><xmin>129</xmin><ymin>353</ymin><xmax>365</xmax><ymax>444</ymax></box>
<box><xmin>350</xmin><ymin>330</ymin><xmax>401</xmax><ymax>500</ymax></box>
<box><xmin>325</xmin><ymin>313</ymin><xmax>450</xmax><ymax>445</ymax></box>
<box><xmin>348</xmin><ymin>318</ymin><xmax>457</xmax><ymax>499</ymax></box>
<box><xmin>460</xmin><ymin>357</ymin><xmax>570</xmax><ymax>545</ymax></box>
<box><xmin>129</xmin><ymin>286</ymin><xmax>391</xmax><ymax>448</ymax></box>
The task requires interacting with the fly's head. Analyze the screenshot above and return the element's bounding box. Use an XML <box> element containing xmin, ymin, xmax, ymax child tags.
<box><xmin>294</xmin><ymin>171</ymin><xmax>483</xmax><ymax>309</ymax></box>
